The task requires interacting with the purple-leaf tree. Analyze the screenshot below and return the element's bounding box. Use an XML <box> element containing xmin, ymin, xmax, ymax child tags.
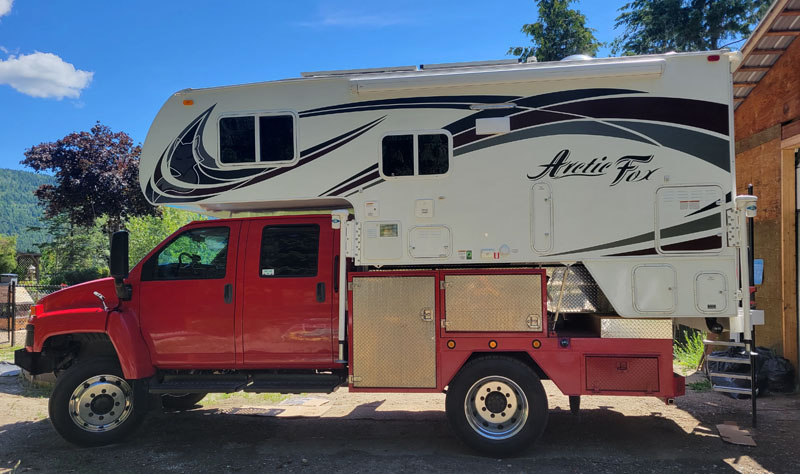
<box><xmin>21</xmin><ymin>123</ymin><xmax>158</xmax><ymax>233</ymax></box>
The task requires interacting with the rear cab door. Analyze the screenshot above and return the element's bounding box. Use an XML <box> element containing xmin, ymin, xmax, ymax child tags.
<box><xmin>239</xmin><ymin>215</ymin><xmax>337</xmax><ymax>368</ymax></box>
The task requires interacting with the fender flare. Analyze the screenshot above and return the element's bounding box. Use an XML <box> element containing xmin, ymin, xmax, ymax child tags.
<box><xmin>106</xmin><ymin>310</ymin><xmax>155</xmax><ymax>379</ymax></box>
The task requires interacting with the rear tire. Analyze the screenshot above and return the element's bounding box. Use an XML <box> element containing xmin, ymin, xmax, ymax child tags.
<box><xmin>161</xmin><ymin>393</ymin><xmax>206</xmax><ymax>410</ymax></box>
<box><xmin>49</xmin><ymin>357</ymin><xmax>147</xmax><ymax>447</ymax></box>
<box><xmin>446</xmin><ymin>356</ymin><xmax>548</xmax><ymax>456</ymax></box>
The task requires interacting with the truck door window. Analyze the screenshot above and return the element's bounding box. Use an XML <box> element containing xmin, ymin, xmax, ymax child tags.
<box><xmin>260</xmin><ymin>225</ymin><xmax>319</xmax><ymax>277</ymax></box>
<box><xmin>143</xmin><ymin>227</ymin><xmax>230</xmax><ymax>280</ymax></box>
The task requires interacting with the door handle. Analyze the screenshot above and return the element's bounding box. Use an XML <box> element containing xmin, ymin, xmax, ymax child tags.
<box><xmin>316</xmin><ymin>282</ymin><xmax>326</xmax><ymax>303</ymax></box>
<box><xmin>224</xmin><ymin>284</ymin><xmax>233</xmax><ymax>304</ymax></box>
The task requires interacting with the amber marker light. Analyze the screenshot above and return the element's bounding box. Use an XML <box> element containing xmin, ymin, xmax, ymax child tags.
<box><xmin>532</xmin><ymin>339</ymin><xmax>542</xmax><ymax>349</ymax></box>
<box><xmin>488</xmin><ymin>340</ymin><xmax>498</xmax><ymax>349</ymax></box>
<box><xmin>447</xmin><ymin>340</ymin><xmax>456</xmax><ymax>349</ymax></box>
<box><xmin>182</xmin><ymin>99</ymin><xmax>194</xmax><ymax>106</ymax></box>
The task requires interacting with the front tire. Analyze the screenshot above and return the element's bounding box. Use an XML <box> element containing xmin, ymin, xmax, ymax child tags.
<box><xmin>446</xmin><ymin>356</ymin><xmax>548</xmax><ymax>456</ymax></box>
<box><xmin>49</xmin><ymin>357</ymin><xmax>147</xmax><ymax>446</ymax></box>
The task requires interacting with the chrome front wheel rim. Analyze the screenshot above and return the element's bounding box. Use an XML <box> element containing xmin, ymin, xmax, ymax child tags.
<box><xmin>464</xmin><ymin>376</ymin><xmax>528</xmax><ymax>440</ymax></box>
<box><xmin>69</xmin><ymin>374</ymin><xmax>133</xmax><ymax>432</ymax></box>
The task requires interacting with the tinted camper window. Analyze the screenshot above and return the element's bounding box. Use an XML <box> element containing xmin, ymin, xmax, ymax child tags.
<box><xmin>418</xmin><ymin>134</ymin><xmax>449</xmax><ymax>175</ymax></box>
<box><xmin>259</xmin><ymin>225</ymin><xmax>319</xmax><ymax>277</ymax></box>
<box><xmin>220</xmin><ymin>117</ymin><xmax>256</xmax><ymax>163</ymax></box>
<box><xmin>381</xmin><ymin>132</ymin><xmax>450</xmax><ymax>178</ymax></box>
<box><xmin>259</xmin><ymin>115</ymin><xmax>295</xmax><ymax>162</ymax></box>
<box><xmin>382</xmin><ymin>135</ymin><xmax>414</xmax><ymax>176</ymax></box>
<box><xmin>219</xmin><ymin>113</ymin><xmax>297</xmax><ymax>166</ymax></box>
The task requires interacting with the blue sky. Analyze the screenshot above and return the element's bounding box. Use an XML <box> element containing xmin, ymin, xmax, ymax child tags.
<box><xmin>0</xmin><ymin>0</ymin><xmax>632</xmax><ymax>171</ymax></box>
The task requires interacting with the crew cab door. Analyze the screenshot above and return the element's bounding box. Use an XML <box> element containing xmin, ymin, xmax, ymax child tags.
<box><xmin>241</xmin><ymin>217</ymin><xmax>336</xmax><ymax>367</ymax></box>
<box><xmin>139</xmin><ymin>222</ymin><xmax>240</xmax><ymax>367</ymax></box>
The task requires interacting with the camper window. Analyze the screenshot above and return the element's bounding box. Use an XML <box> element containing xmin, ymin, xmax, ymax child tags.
<box><xmin>382</xmin><ymin>135</ymin><xmax>414</xmax><ymax>176</ymax></box>
<box><xmin>220</xmin><ymin>116</ymin><xmax>256</xmax><ymax>163</ymax></box>
<box><xmin>381</xmin><ymin>131</ymin><xmax>451</xmax><ymax>178</ymax></box>
<box><xmin>418</xmin><ymin>134</ymin><xmax>449</xmax><ymax>175</ymax></box>
<box><xmin>259</xmin><ymin>115</ymin><xmax>295</xmax><ymax>162</ymax></box>
<box><xmin>218</xmin><ymin>112</ymin><xmax>297</xmax><ymax>165</ymax></box>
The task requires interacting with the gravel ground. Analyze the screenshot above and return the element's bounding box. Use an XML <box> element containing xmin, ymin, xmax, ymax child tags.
<box><xmin>1</xmin><ymin>367</ymin><xmax>798</xmax><ymax>474</ymax></box>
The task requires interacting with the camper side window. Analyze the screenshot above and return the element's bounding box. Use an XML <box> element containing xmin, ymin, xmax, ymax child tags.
<box><xmin>220</xmin><ymin>117</ymin><xmax>256</xmax><ymax>163</ymax></box>
<box><xmin>382</xmin><ymin>135</ymin><xmax>414</xmax><ymax>176</ymax></box>
<box><xmin>381</xmin><ymin>132</ymin><xmax>450</xmax><ymax>178</ymax></box>
<box><xmin>219</xmin><ymin>113</ymin><xmax>296</xmax><ymax>165</ymax></box>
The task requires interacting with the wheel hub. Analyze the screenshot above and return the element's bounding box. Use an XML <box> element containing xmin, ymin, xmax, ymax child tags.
<box><xmin>464</xmin><ymin>376</ymin><xmax>529</xmax><ymax>440</ymax></box>
<box><xmin>69</xmin><ymin>374</ymin><xmax>132</xmax><ymax>432</ymax></box>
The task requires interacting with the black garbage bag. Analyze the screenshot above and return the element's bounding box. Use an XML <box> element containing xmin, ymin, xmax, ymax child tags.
<box><xmin>761</xmin><ymin>357</ymin><xmax>795</xmax><ymax>393</ymax></box>
<box><xmin>706</xmin><ymin>346</ymin><xmax>774</xmax><ymax>399</ymax></box>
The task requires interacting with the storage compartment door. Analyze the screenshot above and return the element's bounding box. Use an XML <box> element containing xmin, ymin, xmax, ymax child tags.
<box><xmin>351</xmin><ymin>275</ymin><xmax>436</xmax><ymax>388</ymax></box>
<box><xmin>585</xmin><ymin>356</ymin><xmax>660</xmax><ymax>393</ymax></box>
<box><xmin>531</xmin><ymin>183</ymin><xmax>553</xmax><ymax>253</ymax></box>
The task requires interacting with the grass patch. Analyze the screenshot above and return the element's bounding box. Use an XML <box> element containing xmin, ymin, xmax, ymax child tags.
<box><xmin>0</xmin><ymin>345</ymin><xmax>22</xmax><ymax>362</ymax></box>
<box><xmin>201</xmin><ymin>392</ymin><xmax>291</xmax><ymax>406</ymax></box>
<box><xmin>674</xmin><ymin>327</ymin><xmax>706</xmax><ymax>370</ymax></box>
<box><xmin>19</xmin><ymin>377</ymin><xmax>54</xmax><ymax>398</ymax></box>
<box><xmin>688</xmin><ymin>378</ymin><xmax>712</xmax><ymax>392</ymax></box>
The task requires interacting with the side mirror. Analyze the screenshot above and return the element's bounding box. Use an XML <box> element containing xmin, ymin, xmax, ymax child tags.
<box><xmin>110</xmin><ymin>231</ymin><xmax>129</xmax><ymax>279</ymax></box>
<box><xmin>110</xmin><ymin>231</ymin><xmax>132</xmax><ymax>301</ymax></box>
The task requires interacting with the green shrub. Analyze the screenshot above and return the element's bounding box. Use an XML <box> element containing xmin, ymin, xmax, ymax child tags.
<box><xmin>674</xmin><ymin>327</ymin><xmax>706</xmax><ymax>370</ymax></box>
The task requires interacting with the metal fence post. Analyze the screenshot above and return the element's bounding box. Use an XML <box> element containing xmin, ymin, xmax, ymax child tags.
<box><xmin>10</xmin><ymin>281</ymin><xmax>16</xmax><ymax>347</ymax></box>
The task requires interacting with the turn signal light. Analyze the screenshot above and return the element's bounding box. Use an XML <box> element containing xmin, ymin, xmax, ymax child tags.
<box><xmin>447</xmin><ymin>340</ymin><xmax>456</xmax><ymax>349</ymax></box>
<box><xmin>488</xmin><ymin>340</ymin><xmax>498</xmax><ymax>349</ymax></box>
<box><xmin>29</xmin><ymin>304</ymin><xmax>42</xmax><ymax>320</ymax></box>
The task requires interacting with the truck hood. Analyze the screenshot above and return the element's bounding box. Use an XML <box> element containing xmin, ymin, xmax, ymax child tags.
<box><xmin>39</xmin><ymin>278</ymin><xmax>118</xmax><ymax>314</ymax></box>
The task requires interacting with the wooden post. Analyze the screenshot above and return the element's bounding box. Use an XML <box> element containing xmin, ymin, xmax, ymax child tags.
<box><xmin>780</xmin><ymin>148</ymin><xmax>798</xmax><ymax>370</ymax></box>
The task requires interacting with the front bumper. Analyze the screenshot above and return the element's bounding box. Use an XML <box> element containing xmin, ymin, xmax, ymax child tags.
<box><xmin>14</xmin><ymin>349</ymin><xmax>56</xmax><ymax>375</ymax></box>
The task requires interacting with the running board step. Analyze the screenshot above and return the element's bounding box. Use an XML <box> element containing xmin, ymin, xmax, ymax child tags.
<box><xmin>149</xmin><ymin>374</ymin><xmax>249</xmax><ymax>394</ymax></box>
<box><xmin>703</xmin><ymin>340</ymin><xmax>746</xmax><ymax>347</ymax></box>
<box><xmin>706</xmin><ymin>355</ymin><xmax>752</xmax><ymax>364</ymax></box>
<box><xmin>712</xmin><ymin>385</ymin><xmax>753</xmax><ymax>395</ymax></box>
<box><xmin>245</xmin><ymin>373</ymin><xmax>344</xmax><ymax>394</ymax></box>
<box><xmin>709</xmin><ymin>372</ymin><xmax>752</xmax><ymax>380</ymax></box>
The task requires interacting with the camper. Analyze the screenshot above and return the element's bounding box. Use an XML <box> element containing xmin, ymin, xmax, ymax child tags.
<box><xmin>16</xmin><ymin>51</ymin><xmax>760</xmax><ymax>455</ymax></box>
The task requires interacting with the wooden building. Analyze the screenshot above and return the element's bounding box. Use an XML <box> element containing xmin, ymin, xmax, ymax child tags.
<box><xmin>733</xmin><ymin>0</ymin><xmax>800</xmax><ymax>370</ymax></box>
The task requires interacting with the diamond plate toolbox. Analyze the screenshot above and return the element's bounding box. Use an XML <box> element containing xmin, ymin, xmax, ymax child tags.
<box><xmin>443</xmin><ymin>273</ymin><xmax>543</xmax><ymax>332</ymax></box>
<box><xmin>351</xmin><ymin>275</ymin><xmax>437</xmax><ymax>388</ymax></box>
<box><xmin>592</xmin><ymin>316</ymin><xmax>673</xmax><ymax>339</ymax></box>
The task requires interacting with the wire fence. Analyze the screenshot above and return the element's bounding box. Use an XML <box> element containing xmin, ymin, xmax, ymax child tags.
<box><xmin>2</xmin><ymin>281</ymin><xmax>63</xmax><ymax>346</ymax></box>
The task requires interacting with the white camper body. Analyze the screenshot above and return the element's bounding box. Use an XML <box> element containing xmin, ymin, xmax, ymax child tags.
<box><xmin>140</xmin><ymin>51</ymin><xmax>747</xmax><ymax>322</ymax></box>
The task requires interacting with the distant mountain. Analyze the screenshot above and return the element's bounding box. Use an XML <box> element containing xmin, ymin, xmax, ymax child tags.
<box><xmin>0</xmin><ymin>168</ymin><xmax>54</xmax><ymax>252</ymax></box>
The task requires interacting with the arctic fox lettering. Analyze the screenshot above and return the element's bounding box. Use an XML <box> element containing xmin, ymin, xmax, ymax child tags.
<box><xmin>527</xmin><ymin>149</ymin><xmax>659</xmax><ymax>186</ymax></box>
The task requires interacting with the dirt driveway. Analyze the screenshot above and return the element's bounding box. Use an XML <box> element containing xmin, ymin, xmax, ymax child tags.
<box><xmin>1</xmin><ymin>370</ymin><xmax>798</xmax><ymax>474</ymax></box>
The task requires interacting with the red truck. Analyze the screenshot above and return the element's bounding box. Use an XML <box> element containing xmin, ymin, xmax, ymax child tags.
<box><xmin>16</xmin><ymin>213</ymin><xmax>682</xmax><ymax>455</ymax></box>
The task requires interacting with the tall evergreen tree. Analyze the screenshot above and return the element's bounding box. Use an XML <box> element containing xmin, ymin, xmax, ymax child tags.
<box><xmin>612</xmin><ymin>0</ymin><xmax>771</xmax><ymax>55</ymax></box>
<box><xmin>509</xmin><ymin>0</ymin><xmax>603</xmax><ymax>62</ymax></box>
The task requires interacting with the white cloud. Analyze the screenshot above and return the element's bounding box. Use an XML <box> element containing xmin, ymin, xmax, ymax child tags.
<box><xmin>0</xmin><ymin>52</ymin><xmax>93</xmax><ymax>99</ymax></box>
<box><xmin>0</xmin><ymin>0</ymin><xmax>13</xmax><ymax>18</ymax></box>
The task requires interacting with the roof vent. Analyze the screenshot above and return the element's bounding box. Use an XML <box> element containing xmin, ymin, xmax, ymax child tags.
<box><xmin>561</xmin><ymin>54</ymin><xmax>594</xmax><ymax>62</ymax></box>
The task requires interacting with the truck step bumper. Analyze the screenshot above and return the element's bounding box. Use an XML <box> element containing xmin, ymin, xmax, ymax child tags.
<box><xmin>245</xmin><ymin>373</ymin><xmax>344</xmax><ymax>394</ymax></box>
<box><xmin>148</xmin><ymin>374</ymin><xmax>249</xmax><ymax>394</ymax></box>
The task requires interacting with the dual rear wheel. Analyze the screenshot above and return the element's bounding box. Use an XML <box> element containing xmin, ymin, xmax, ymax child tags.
<box><xmin>446</xmin><ymin>356</ymin><xmax>548</xmax><ymax>456</ymax></box>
